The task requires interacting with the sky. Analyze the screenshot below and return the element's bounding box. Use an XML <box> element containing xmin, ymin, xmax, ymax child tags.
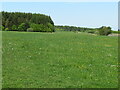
<box><xmin>119</xmin><ymin>1</ymin><xmax>120</xmax><ymax>29</ymax></box>
<box><xmin>2</xmin><ymin>2</ymin><xmax>118</xmax><ymax>30</ymax></box>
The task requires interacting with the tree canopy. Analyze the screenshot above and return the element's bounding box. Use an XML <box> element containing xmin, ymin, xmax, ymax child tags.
<box><xmin>2</xmin><ymin>11</ymin><xmax>54</xmax><ymax>32</ymax></box>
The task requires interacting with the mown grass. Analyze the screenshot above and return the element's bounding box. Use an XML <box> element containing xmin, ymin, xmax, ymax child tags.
<box><xmin>2</xmin><ymin>31</ymin><xmax>118</xmax><ymax>88</ymax></box>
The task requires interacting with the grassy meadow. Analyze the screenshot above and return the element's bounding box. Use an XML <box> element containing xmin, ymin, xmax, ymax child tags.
<box><xmin>0</xmin><ymin>31</ymin><xmax>2</xmax><ymax>89</ymax></box>
<box><xmin>2</xmin><ymin>31</ymin><xmax>118</xmax><ymax>88</ymax></box>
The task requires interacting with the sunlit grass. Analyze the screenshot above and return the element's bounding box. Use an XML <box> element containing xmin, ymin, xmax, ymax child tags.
<box><xmin>2</xmin><ymin>31</ymin><xmax>118</xmax><ymax>88</ymax></box>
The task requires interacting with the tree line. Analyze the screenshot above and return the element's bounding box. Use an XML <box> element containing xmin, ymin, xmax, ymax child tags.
<box><xmin>55</xmin><ymin>25</ymin><xmax>112</xmax><ymax>36</ymax></box>
<box><xmin>1</xmin><ymin>11</ymin><xmax>113</xmax><ymax>35</ymax></box>
<box><xmin>1</xmin><ymin>11</ymin><xmax>55</xmax><ymax>32</ymax></box>
<box><xmin>55</xmin><ymin>25</ymin><xmax>95</xmax><ymax>32</ymax></box>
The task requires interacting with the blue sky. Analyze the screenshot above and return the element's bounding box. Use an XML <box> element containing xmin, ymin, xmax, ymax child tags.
<box><xmin>2</xmin><ymin>2</ymin><xmax>118</xmax><ymax>30</ymax></box>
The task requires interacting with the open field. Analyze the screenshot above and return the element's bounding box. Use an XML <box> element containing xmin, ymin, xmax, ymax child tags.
<box><xmin>0</xmin><ymin>31</ymin><xmax>2</xmax><ymax>89</ymax></box>
<box><xmin>2</xmin><ymin>31</ymin><xmax>118</xmax><ymax>88</ymax></box>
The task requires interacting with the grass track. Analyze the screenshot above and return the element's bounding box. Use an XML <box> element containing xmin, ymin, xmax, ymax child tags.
<box><xmin>2</xmin><ymin>31</ymin><xmax>118</xmax><ymax>88</ymax></box>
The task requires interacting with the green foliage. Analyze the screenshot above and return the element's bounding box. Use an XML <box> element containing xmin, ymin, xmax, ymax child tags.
<box><xmin>0</xmin><ymin>26</ymin><xmax>4</xmax><ymax>31</ymax></box>
<box><xmin>18</xmin><ymin>23</ymin><xmax>26</xmax><ymax>31</ymax></box>
<box><xmin>55</xmin><ymin>25</ymin><xmax>95</xmax><ymax>32</ymax></box>
<box><xmin>87</xmin><ymin>30</ymin><xmax>95</xmax><ymax>34</ymax></box>
<box><xmin>2</xmin><ymin>11</ymin><xmax>54</xmax><ymax>32</ymax></box>
<box><xmin>47</xmin><ymin>23</ymin><xmax>55</xmax><ymax>32</ymax></box>
<box><xmin>12</xmin><ymin>25</ymin><xmax>17</xmax><ymax>31</ymax></box>
<box><xmin>5</xmin><ymin>28</ymin><xmax>9</xmax><ymax>31</ymax></box>
<box><xmin>30</xmin><ymin>23</ymin><xmax>43</xmax><ymax>32</ymax></box>
<box><xmin>24</xmin><ymin>22</ymin><xmax>30</xmax><ymax>30</ymax></box>
<box><xmin>98</xmin><ymin>26</ymin><xmax>112</xmax><ymax>36</ymax></box>
<box><xmin>30</xmin><ymin>23</ymin><xmax>54</xmax><ymax>32</ymax></box>
<box><xmin>2</xmin><ymin>26</ymin><xmax>5</xmax><ymax>31</ymax></box>
<box><xmin>27</xmin><ymin>28</ymin><xmax>33</xmax><ymax>32</ymax></box>
<box><xmin>112</xmin><ymin>31</ymin><xmax>120</xmax><ymax>34</ymax></box>
<box><xmin>5</xmin><ymin>19</ymin><xmax>9</xmax><ymax>28</ymax></box>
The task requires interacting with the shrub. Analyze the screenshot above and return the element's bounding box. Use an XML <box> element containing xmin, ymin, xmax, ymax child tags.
<box><xmin>94</xmin><ymin>30</ymin><xmax>99</xmax><ymax>34</ymax></box>
<box><xmin>24</xmin><ymin>22</ymin><xmax>30</xmax><ymax>30</ymax></box>
<box><xmin>5</xmin><ymin>28</ymin><xmax>9</xmax><ymax>31</ymax></box>
<box><xmin>18</xmin><ymin>23</ymin><xmax>26</xmax><ymax>31</ymax></box>
<box><xmin>47</xmin><ymin>23</ymin><xmax>55</xmax><ymax>32</ymax></box>
<box><xmin>112</xmin><ymin>31</ymin><xmax>120</xmax><ymax>34</ymax></box>
<box><xmin>30</xmin><ymin>23</ymin><xmax>54</xmax><ymax>32</ymax></box>
<box><xmin>2</xmin><ymin>26</ymin><xmax>5</xmax><ymax>31</ymax></box>
<box><xmin>12</xmin><ymin>25</ymin><xmax>18</xmax><ymax>31</ymax></box>
<box><xmin>27</xmin><ymin>28</ymin><xmax>33</xmax><ymax>32</ymax></box>
<box><xmin>98</xmin><ymin>26</ymin><xmax>112</xmax><ymax>36</ymax></box>
<box><xmin>30</xmin><ymin>23</ymin><xmax>43</xmax><ymax>32</ymax></box>
<box><xmin>45</xmin><ymin>27</ymin><xmax>52</xmax><ymax>32</ymax></box>
<box><xmin>87</xmin><ymin>30</ymin><xmax>95</xmax><ymax>34</ymax></box>
<box><xmin>0</xmin><ymin>26</ymin><xmax>5</xmax><ymax>31</ymax></box>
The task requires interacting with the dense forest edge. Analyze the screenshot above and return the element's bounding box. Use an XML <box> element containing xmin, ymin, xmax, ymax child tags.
<box><xmin>1</xmin><ymin>11</ymin><xmax>54</xmax><ymax>32</ymax></box>
<box><xmin>0</xmin><ymin>11</ymin><xmax>119</xmax><ymax>35</ymax></box>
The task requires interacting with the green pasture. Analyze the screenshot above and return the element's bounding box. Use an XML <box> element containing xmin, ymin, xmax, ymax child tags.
<box><xmin>2</xmin><ymin>31</ymin><xmax>118</xmax><ymax>88</ymax></box>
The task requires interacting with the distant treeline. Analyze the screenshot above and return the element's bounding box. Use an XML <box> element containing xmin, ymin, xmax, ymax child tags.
<box><xmin>112</xmin><ymin>30</ymin><xmax>120</xmax><ymax>34</ymax></box>
<box><xmin>55</xmin><ymin>25</ymin><xmax>96</xmax><ymax>32</ymax></box>
<box><xmin>1</xmin><ymin>11</ymin><xmax>115</xmax><ymax>35</ymax></box>
<box><xmin>55</xmin><ymin>25</ymin><xmax>113</xmax><ymax>36</ymax></box>
<box><xmin>1</xmin><ymin>11</ymin><xmax>55</xmax><ymax>32</ymax></box>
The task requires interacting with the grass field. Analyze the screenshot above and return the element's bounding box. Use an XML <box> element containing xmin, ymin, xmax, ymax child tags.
<box><xmin>2</xmin><ymin>31</ymin><xmax>118</xmax><ymax>88</ymax></box>
<box><xmin>0</xmin><ymin>31</ymin><xmax>2</xmax><ymax>89</ymax></box>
